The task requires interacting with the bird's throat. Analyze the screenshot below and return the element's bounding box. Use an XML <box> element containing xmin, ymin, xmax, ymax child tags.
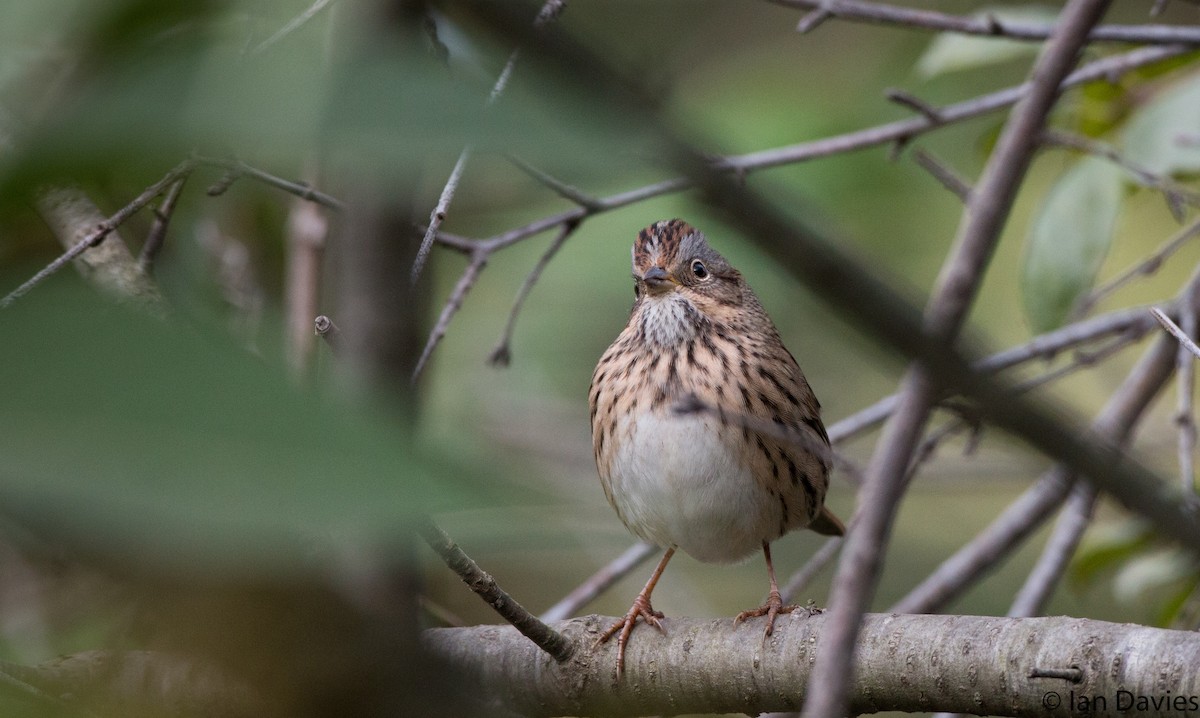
<box><xmin>637</xmin><ymin>295</ymin><xmax>705</xmax><ymax>347</ymax></box>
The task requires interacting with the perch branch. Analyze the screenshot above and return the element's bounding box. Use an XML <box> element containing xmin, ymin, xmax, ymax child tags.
<box><xmin>417</xmin><ymin>519</ymin><xmax>573</xmax><ymax>662</ymax></box>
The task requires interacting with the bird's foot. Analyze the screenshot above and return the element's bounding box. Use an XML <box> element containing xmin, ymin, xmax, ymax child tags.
<box><xmin>595</xmin><ymin>593</ymin><xmax>666</xmax><ymax>675</ymax></box>
<box><xmin>734</xmin><ymin>590</ymin><xmax>819</xmax><ymax>637</ymax></box>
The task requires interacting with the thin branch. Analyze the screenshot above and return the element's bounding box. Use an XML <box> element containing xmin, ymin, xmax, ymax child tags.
<box><xmin>417</xmin><ymin>518</ymin><xmax>573</xmax><ymax>662</ymax></box>
<box><xmin>412</xmin><ymin>251</ymin><xmax>487</xmax><ymax>380</ymax></box>
<box><xmin>893</xmin><ymin>330</ymin><xmax>1180</xmax><ymax>615</ymax></box>
<box><xmin>1042</xmin><ymin>129</ymin><xmax>1200</xmax><ymax>214</ymax></box>
<box><xmin>539</xmin><ymin>541</ymin><xmax>658</xmax><ymax>623</ymax></box>
<box><xmin>1152</xmin><ymin>306</ymin><xmax>1200</xmax><ymax>360</ymax></box>
<box><xmin>911</xmin><ymin>147</ymin><xmax>972</xmax><ymax>202</ymax></box>
<box><xmin>488</xmin><ymin>220</ymin><xmax>579</xmax><ymax>367</ymax></box>
<box><xmin>780</xmin><ymin>536</ymin><xmax>843</xmax><ymax>604</ymax></box>
<box><xmin>1178</xmin><ymin>302</ymin><xmax>1198</xmax><ymax>497</ymax></box>
<box><xmin>250</xmin><ymin>0</ymin><xmax>335</xmax><ymax>55</ymax></box>
<box><xmin>433</xmin><ymin>45</ymin><xmax>1187</xmax><ymax>258</ymax></box>
<box><xmin>2</xmin><ymin>161</ymin><xmax>193</xmax><ymax>308</ymax></box>
<box><xmin>1154</xmin><ymin>306</ymin><xmax>1200</xmax><ymax>494</ymax></box>
<box><xmin>795</xmin><ymin>6</ymin><xmax>833</xmax><ymax>33</ymax></box>
<box><xmin>508</xmin><ymin>156</ymin><xmax>603</xmax><ymax>210</ymax></box>
<box><xmin>138</xmin><ymin>173</ymin><xmax>189</xmax><ymax>272</ymax></box>
<box><xmin>1008</xmin><ymin>483</ymin><xmax>1098</xmax><ymax>617</ymax></box>
<box><xmin>767</xmin><ymin>0</ymin><xmax>1200</xmax><ymax>45</ymax></box>
<box><xmin>808</xmin><ymin>2</ymin><xmax>1112</xmax><ymax>712</ymax></box>
<box><xmin>192</xmin><ymin>155</ymin><xmax>345</xmax><ymax>210</ymax></box>
<box><xmin>409</xmin><ymin>0</ymin><xmax>566</xmax><ymax>286</ymax></box>
<box><xmin>885</xmin><ymin>87</ymin><xmax>942</xmax><ymax>123</ymax></box>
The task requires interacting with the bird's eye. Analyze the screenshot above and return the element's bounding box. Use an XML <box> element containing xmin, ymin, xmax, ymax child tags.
<box><xmin>633</xmin><ymin>282</ymin><xmax>642</xmax><ymax>298</ymax></box>
<box><xmin>691</xmin><ymin>260</ymin><xmax>709</xmax><ymax>279</ymax></box>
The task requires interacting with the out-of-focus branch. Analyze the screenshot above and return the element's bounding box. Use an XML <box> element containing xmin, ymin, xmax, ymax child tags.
<box><xmin>539</xmin><ymin>541</ymin><xmax>658</xmax><ymax>623</ymax></box>
<box><xmin>409</xmin><ymin>0</ymin><xmax>567</xmax><ymax>285</ymax></box>
<box><xmin>893</xmin><ymin>328</ymin><xmax>1180</xmax><ymax>614</ymax></box>
<box><xmin>807</xmin><ymin>3</ymin><xmax>1113</xmax><ymax>713</ymax></box>
<box><xmin>432</xmin><ymin>45</ymin><xmax>1187</xmax><ymax>258</ymax></box>
<box><xmin>768</xmin><ymin>0</ymin><xmax>1200</xmax><ymax>45</ymax></box>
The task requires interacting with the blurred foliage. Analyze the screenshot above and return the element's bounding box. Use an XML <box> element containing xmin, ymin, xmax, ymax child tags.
<box><xmin>915</xmin><ymin>5</ymin><xmax>1054</xmax><ymax>79</ymax></box>
<box><xmin>0</xmin><ymin>1</ymin><xmax>1198</xmax><ymax>714</ymax></box>
<box><xmin>0</xmin><ymin>282</ymin><xmax>497</xmax><ymax>577</ymax></box>
<box><xmin>1021</xmin><ymin>155</ymin><xmax>1123</xmax><ymax>333</ymax></box>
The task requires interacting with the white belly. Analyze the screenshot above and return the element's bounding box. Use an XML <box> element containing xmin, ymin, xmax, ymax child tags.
<box><xmin>606</xmin><ymin>410</ymin><xmax>777</xmax><ymax>563</ymax></box>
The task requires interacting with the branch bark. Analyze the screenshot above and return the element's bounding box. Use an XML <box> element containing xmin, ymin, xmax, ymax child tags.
<box><xmin>423</xmin><ymin>614</ymin><xmax>1200</xmax><ymax>717</ymax></box>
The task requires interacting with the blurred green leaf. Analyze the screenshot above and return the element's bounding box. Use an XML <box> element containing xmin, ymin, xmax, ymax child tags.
<box><xmin>1070</xmin><ymin>518</ymin><xmax>1155</xmax><ymax>585</ymax></box>
<box><xmin>915</xmin><ymin>6</ymin><xmax>1057</xmax><ymax>79</ymax></box>
<box><xmin>1112</xmin><ymin>548</ymin><xmax>1199</xmax><ymax>604</ymax></box>
<box><xmin>0</xmin><ymin>284</ymin><xmax>495</xmax><ymax>577</ymax></box>
<box><xmin>1020</xmin><ymin>156</ymin><xmax>1123</xmax><ymax>333</ymax></box>
<box><xmin>1121</xmin><ymin>70</ymin><xmax>1200</xmax><ymax>177</ymax></box>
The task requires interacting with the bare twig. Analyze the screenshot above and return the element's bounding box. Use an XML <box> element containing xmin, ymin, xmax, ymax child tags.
<box><xmin>1178</xmin><ymin>302</ymin><xmax>1198</xmax><ymax>497</ymax></box>
<box><xmin>433</xmin><ymin>45</ymin><xmax>1187</xmax><ymax>260</ymax></box>
<box><xmin>250</xmin><ymin>0</ymin><xmax>335</xmax><ymax>55</ymax></box>
<box><xmin>193</xmin><ymin>155</ymin><xmax>345</xmax><ymax>210</ymax></box>
<box><xmin>796</xmin><ymin>6</ymin><xmax>833</xmax><ymax>33</ymax></box>
<box><xmin>508</xmin><ymin>156</ymin><xmax>603</xmax><ymax>210</ymax></box>
<box><xmin>539</xmin><ymin>541</ymin><xmax>658</xmax><ymax>623</ymax></box>
<box><xmin>1153</xmin><ymin>306</ymin><xmax>1200</xmax><ymax>494</ymax></box>
<box><xmin>3</xmin><ymin>161</ymin><xmax>193</xmax><ymax>308</ymax></box>
<box><xmin>284</xmin><ymin>162</ymin><xmax>330</xmax><ymax>380</ymax></box>
<box><xmin>1153</xmin><ymin>306</ymin><xmax>1200</xmax><ymax>361</ymax></box>
<box><xmin>1008</xmin><ymin>483</ymin><xmax>1098</xmax><ymax>617</ymax></box>
<box><xmin>139</xmin><ymin>173</ymin><xmax>189</xmax><ymax>272</ymax></box>
<box><xmin>767</xmin><ymin>0</ymin><xmax>1200</xmax><ymax>45</ymax></box>
<box><xmin>807</xmin><ymin>4</ymin><xmax>1113</xmax><ymax>714</ymax></box>
<box><xmin>911</xmin><ymin>148</ymin><xmax>972</xmax><ymax>202</ymax></box>
<box><xmin>314</xmin><ymin>314</ymin><xmax>341</xmax><ymax>353</ymax></box>
<box><xmin>885</xmin><ymin>88</ymin><xmax>942</xmax><ymax>123</ymax></box>
<box><xmin>780</xmin><ymin>536</ymin><xmax>844</xmax><ymax>604</ymax></box>
<box><xmin>417</xmin><ymin>519</ymin><xmax>573</xmax><ymax>662</ymax></box>
<box><xmin>488</xmin><ymin>220</ymin><xmax>580</xmax><ymax>366</ymax></box>
<box><xmin>412</xmin><ymin>251</ymin><xmax>487</xmax><ymax>380</ymax></box>
<box><xmin>1042</xmin><ymin>129</ymin><xmax>1200</xmax><ymax>215</ymax></box>
<box><xmin>893</xmin><ymin>330</ymin><xmax>1179</xmax><ymax>614</ymax></box>
<box><xmin>409</xmin><ymin>0</ymin><xmax>567</xmax><ymax>286</ymax></box>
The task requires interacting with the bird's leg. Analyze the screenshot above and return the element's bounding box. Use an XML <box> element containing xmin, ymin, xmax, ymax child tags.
<box><xmin>595</xmin><ymin>547</ymin><xmax>674</xmax><ymax>675</ymax></box>
<box><xmin>735</xmin><ymin>541</ymin><xmax>810</xmax><ymax>637</ymax></box>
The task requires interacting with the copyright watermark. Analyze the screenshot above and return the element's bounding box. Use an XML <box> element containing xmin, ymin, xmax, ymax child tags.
<box><xmin>1041</xmin><ymin>690</ymin><xmax>1200</xmax><ymax>713</ymax></box>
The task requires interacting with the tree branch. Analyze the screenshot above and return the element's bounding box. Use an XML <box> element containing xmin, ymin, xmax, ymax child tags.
<box><xmin>807</xmin><ymin>3</ymin><xmax>1114</xmax><ymax>713</ymax></box>
<box><xmin>417</xmin><ymin>519</ymin><xmax>573</xmax><ymax>662</ymax></box>
<box><xmin>768</xmin><ymin>0</ymin><xmax>1200</xmax><ymax>45</ymax></box>
<box><xmin>423</xmin><ymin>614</ymin><xmax>1200</xmax><ymax>717</ymax></box>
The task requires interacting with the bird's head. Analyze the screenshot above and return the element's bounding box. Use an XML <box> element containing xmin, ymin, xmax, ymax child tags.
<box><xmin>630</xmin><ymin>219</ymin><xmax>743</xmax><ymax>316</ymax></box>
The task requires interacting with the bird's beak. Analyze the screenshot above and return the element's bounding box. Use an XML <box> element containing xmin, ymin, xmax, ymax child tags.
<box><xmin>641</xmin><ymin>266</ymin><xmax>677</xmax><ymax>295</ymax></box>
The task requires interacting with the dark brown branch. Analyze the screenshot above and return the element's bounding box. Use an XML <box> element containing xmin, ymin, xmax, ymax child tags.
<box><xmin>417</xmin><ymin>519</ymin><xmax>573</xmax><ymax>662</ymax></box>
<box><xmin>489</xmin><ymin>220</ymin><xmax>580</xmax><ymax>367</ymax></box>
<box><xmin>911</xmin><ymin>148</ymin><xmax>972</xmax><ymax>202</ymax></box>
<box><xmin>412</xmin><ymin>251</ymin><xmax>487</xmax><ymax>379</ymax></box>
<box><xmin>192</xmin><ymin>156</ymin><xmax>345</xmax><ymax>210</ymax></box>
<box><xmin>139</xmin><ymin>173</ymin><xmax>189</xmax><ymax>272</ymax></box>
